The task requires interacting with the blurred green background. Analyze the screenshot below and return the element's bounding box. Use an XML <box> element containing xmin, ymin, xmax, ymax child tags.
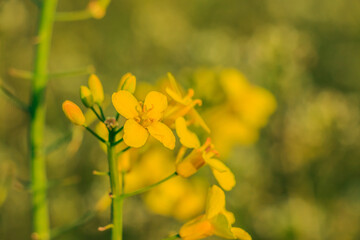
<box><xmin>1</xmin><ymin>0</ymin><xmax>360</xmax><ymax>239</ymax></box>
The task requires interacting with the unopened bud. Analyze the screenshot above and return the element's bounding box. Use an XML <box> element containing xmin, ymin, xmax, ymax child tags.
<box><xmin>88</xmin><ymin>74</ymin><xmax>104</xmax><ymax>105</ymax></box>
<box><xmin>62</xmin><ymin>100</ymin><xmax>86</xmax><ymax>126</ymax></box>
<box><xmin>80</xmin><ymin>86</ymin><xmax>94</xmax><ymax>108</ymax></box>
<box><xmin>118</xmin><ymin>72</ymin><xmax>136</xmax><ymax>93</ymax></box>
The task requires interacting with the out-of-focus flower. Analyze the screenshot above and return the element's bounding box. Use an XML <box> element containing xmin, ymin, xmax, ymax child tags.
<box><xmin>112</xmin><ymin>90</ymin><xmax>175</xmax><ymax>149</ymax></box>
<box><xmin>176</xmin><ymin>138</ymin><xmax>235</xmax><ymax>191</ymax></box>
<box><xmin>80</xmin><ymin>85</ymin><xmax>94</xmax><ymax>108</ymax></box>
<box><xmin>220</xmin><ymin>69</ymin><xmax>276</xmax><ymax>129</ymax></box>
<box><xmin>62</xmin><ymin>100</ymin><xmax>86</xmax><ymax>126</ymax></box>
<box><xmin>192</xmin><ymin>68</ymin><xmax>276</xmax><ymax>155</ymax></box>
<box><xmin>179</xmin><ymin>185</ymin><xmax>251</xmax><ymax>240</ymax></box>
<box><xmin>163</xmin><ymin>73</ymin><xmax>210</xmax><ymax>133</ymax></box>
<box><xmin>88</xmin><ymin>74</ymin><xmax>104</xmax><ymax>105</ymax></box>
<box><xmin>118</xmin><ymin>72</ymin><xmax>136</xmax><ymax>94</ymax></box>
<box><xmin>87</xmin><ymin>0</ymin><xmax>110</xmax><ymax>19</ymax></box>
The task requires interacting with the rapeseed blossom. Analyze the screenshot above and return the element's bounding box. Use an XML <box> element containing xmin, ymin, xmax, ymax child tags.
<box><xmin>179</xmin><ymin>185</ymin><xmax>251</xmax><ymax>240</ymax></box>
<box><xmin>112</xmin><ymin>90</ymin><xmax>175</xmax><ymax>149</ymax></box>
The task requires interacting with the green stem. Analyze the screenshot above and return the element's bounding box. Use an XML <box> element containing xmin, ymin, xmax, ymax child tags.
<box><xmin>30</xmin><ymin>0</ymin><xmax>58</xmax><ymax>239</ymax></box>
<box><xmin>91</xmin><ymin>106</ymin><xmax>105</xmax><ymax>122</ymax></box>
<box><xmin>55</xmin><ymin>10</ymin><xmax>93</xmax><ymax>22</ymax></box>
<box><xmin>97</xmin><ymin>103</ymin><xmax>106</xmax><ymax>120</ymax></box>
<box><xmin>84</xmin><ymin>126</ymin><xmax>107</xmax><ymax>143</ymax></box>
<box><xmin>107</xmin><ymin>130</ymin><xmax>123</xmax><ymax>240</ymax></box>
<box><xmin>122</xmin><ymin>172</ymin><xmax>177</xmax><ymax>198</ymax></box>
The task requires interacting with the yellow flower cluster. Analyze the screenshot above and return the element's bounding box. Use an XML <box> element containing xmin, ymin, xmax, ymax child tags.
<box><xmin>62</xmin><ymin>71</ymin><xmax>254</xmax><ymax>239</ymax></box>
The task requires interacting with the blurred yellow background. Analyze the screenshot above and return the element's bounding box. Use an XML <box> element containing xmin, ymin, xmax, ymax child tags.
<box><xmin>1</xmin><ymin>0</ymin><xmax>360</xmax><ymax>239</ymax></box>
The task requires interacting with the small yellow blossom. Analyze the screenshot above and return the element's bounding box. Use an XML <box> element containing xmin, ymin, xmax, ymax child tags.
<box><xmin>179</xmin><ymin>185</ymin><xmax>251</xmax><ymax>240</ymax></box>
<box><xmin>88</xmin><ymin>74</ymin><xmax>104</xmax><ymax>104</ymax></box>
<box><xmin>163</xmin><ymin>73</ymin><xmax>210</xmax><ymax>133</ymax></box>
<box><xmin>118</xmin><ymin>72</ymin><xmax>136</xmax><ymax>93</ymax></box>
<box><xmin>80</xmin><ymin>85</ymin><xmax>94</xmax><ymax>108</ymax></box>
<box><xmin>176</xmin><ymin>138</ymin><xmax>236</xmax><ymax>191</ymax></box>
<box><xmin>62</xmin><ymin>100</ymin><xmax>86</xmax><ymax>126</ymax></box>
<box><xmin>112</xmin><ymin>90</ymin><xmax>175</xmax><ymax>149</ymax></box>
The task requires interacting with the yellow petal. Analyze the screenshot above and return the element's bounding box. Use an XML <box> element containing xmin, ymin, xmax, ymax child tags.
<box><xmin>180</xmin><ymin>217</ymin><xmax>214</xmax><ymax>240</ymax></box>
<box><xmin>147</xmin><ymin>121</ymin><xmax>175</xmax><ymax>149</ymax></box>
<box><xmin>123</xmin><ymin>119</ymin><xmax>148</xmax><ymax>148</ymax></box>
<box><xmin>205</xmin><ymin>185</ymin><xmax>226</xmax><ymax>219</ymax></box>
<box><xmin>175</xmin><ymin>117</ymin><xmax>200</xmax><ymax>148</ymax></box>
<box><xmin>62</xmin><ymin>100</ymin><xmax>86</xmax><ymax>126</ymax></box>
<box><xmin>231</xmin><ymin>227</ymin><xmax>252</xmax><ymax>240</ymax></box>
<box><xmin>207</xmin><ymin>159</ymin><xmax>236</xmax><ymax>191</ymax></box>
<box><xmin>112</xmin><ymin>91</ymin><xmax>140</xmax><ymax>119</ymax></box>
<box><xmin>88</xmin><ymin>74</ymin><xmax>104</xmax><ymax>104</ymax></box>
<box><xmin>144</xmin><ymin>91</ymin><xmax>168</xmax><ymax>120</ymax></box>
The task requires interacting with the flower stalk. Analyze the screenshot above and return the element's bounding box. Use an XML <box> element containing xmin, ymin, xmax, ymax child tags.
<box><xmin>107</xmin><ymin>129</ymin><xmax>124</xmax><ymax>240</ymax></box>
<box><xmin>29</xmin><ymin>0</ymin><xmax>58</xmax><ymax>239</ymax></box>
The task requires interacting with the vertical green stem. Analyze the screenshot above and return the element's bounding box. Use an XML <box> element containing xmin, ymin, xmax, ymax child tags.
<box><xmin>107</xmin><ymin>130</ymin><xmax>123</xmax><ymax>240</ymax></box>
<box><xmin>30</xmin><ymin>0</ymin><xmax>58</xmax><ymax>239</ymax></box>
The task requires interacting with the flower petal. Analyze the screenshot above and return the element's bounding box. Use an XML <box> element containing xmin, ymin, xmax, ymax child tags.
<box><xmin>144</xmin><ymin>91</ymin><xmax>168</xmax><ymax>120</ymax></box>
<box><xmin>175</xmin><ymin>117</ymin><xmax>200</xmax><ymax>148</ymax></box>
<box><xmin>123</xmin><ymin>119</ymin><xmax>148</xmax><ymax>148</ymax></box>
<box><xmin>112</xmin><ymin>91</ymin><xmax>140</xmax><ymax>119</ymax></box>
<box><xmin>207</xmin><ymin>158</ymin><xmax>236</xmax><ymax>191</ymax></box>
<box><xmin>205</xmin><ymin>185</ymin><xmax>226</xmax><ymax>219</ymax></box>
<box><xmin>147</xmin><ymin>121</ymin><xmax>175</xmax><ymax>149</ymax></box>
<box><xmin>231</xmin><ymin>227</ymin><xmax>252</xmax><ymax>240</ymax></box>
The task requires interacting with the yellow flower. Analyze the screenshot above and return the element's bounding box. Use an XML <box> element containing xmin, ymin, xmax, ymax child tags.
<box><xmin>176</xmin><ymin>138</ymin><xmax>236</xmax><ymax>191</ymax></box>
<box><xmin>112</xmin><ymin>90</ymin><xmax>175</xmax><ymax>149</ymax></box>
<box><xmin>62</xmin><ymin>100</ymin><xmax>86</xmax><ymax>126</ymax></box>
<box><xmin>88</xmin><ymin>74</ymin><xmax>104</xmax><ymax>104</ymax></box>
<box><xmin>163</xmin><ymin>73</ymin><xmax>210</xmax><ymax>133</ymax></box>
<box><xmin>118</xmin><ymin>72</ymin><xmax>136</xmax><ymax>93</ymax></box>
<box><xmin>179</xmin><ymin>185</ymin><xmax>251</xmax><ymax>240</ymax></box>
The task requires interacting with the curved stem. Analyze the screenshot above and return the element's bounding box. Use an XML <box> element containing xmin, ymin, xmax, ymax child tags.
<box><xmin>107</xmin><ymin>130</ymin><xmax>123</xmax><ymax>240</ymax></box>
<box><xmin>122</xmin><ymin>172</ymin><xmax>177</xmax><ymax>198</ymax></box>
<box><xmin>55</xmin><ymin>10</ymin><xmax>92</xmax><ymax>22</ymax></box>
<box><xmin>30</xmin><ymin>0</ymin><xmax>58</xmax><ymax>239</ymax></box>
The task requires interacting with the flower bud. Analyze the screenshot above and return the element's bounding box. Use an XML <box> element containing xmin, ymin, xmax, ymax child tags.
<box><xmin>80</xmin><ymin>86</ymin><xmax>94</xmax><ymax>108</ymax></box>
<box><xmin>118</xmin><ymin>72</ymin><xmax>136</xmax><ymax>93</ymax></box>
<box><xmin>88</xmin><ymin>74</ymin><xmax>104</xmax><ymax>104</ymax></box>
<box><xmin>62</xmin><ymin>100</ymin><xmax>86</xmax><ymax>126</ymax></box>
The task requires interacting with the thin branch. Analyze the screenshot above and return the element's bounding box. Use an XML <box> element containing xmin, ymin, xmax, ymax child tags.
<box><xmin>49</xmin><ymin>65</ymin><xmax>95</xmax><ymax>79</ymax></box>
<box><xmin>122</xmin><ymin>172</ymin><xmax>177</xmax><ymax>198</ymax></box>
<box><xmin>8</xmin><ymin>68</ymin><xmax>33</xmax><ymax>79</ymax></box>
<box><xmin>84</xmin><ymin>126</ymin><xmax>107</xmax><ymax>143</ymax></box>
<box><xmin>45</xmin><ymin>132</ymin><xmax>72</xmax><ymax>155</ymax></box>
<box><xmin>111</xmin><ymin>138</ymin><xmax>123</xmax><ymax>146</ymax></box>
<box><xmin>51</xmin><ymin>211</ymin><xmax>96</xmax><ymax>239</ymax></box>
<box><xmin>0</xmin><ymin>81</ymin><xmax>29</xmax><ymax>112</ymax></box>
